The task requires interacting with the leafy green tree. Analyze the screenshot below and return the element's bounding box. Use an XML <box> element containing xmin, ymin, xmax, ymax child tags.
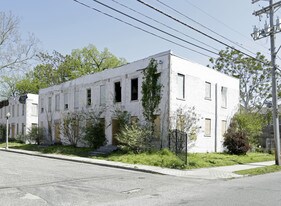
<box><xmin>14</xmin><ymin>45</ymin><xmax>126</xmax><ymax>94</ymax></box>
<box><xmin>234</xmin><ymin>112</ymin><xmax>266</xmax><ymax>148</ymax></box>
<box><xmin>208</xmin><ymin>47</ymin><xmax>272</xmax><ymax>112</ymax></box>
<box><xmin>141</xmin><ymin>58</ymin><xmax>162</xmax><ymax>134</ymax></box>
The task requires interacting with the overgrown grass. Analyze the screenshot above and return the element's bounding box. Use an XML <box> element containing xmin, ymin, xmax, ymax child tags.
<box><xmin>1</xmin><ymin>143</ymin><xmax>92</xmax><ymax>157</ymax></box>
<box><xmin>0</xmin><ymin>142</ymin><xmax>275</xmax><ymax>169</ymax></box>
<box><xmin>101</xmin><ymin>150</ymin><xmax>275</xmax><ymax>169</ymax></box>
<box><xmin>100</xmin><ymin>149</ymin><xmax>186</xmax><ymax>169</ymax></box>
<box><xmin>235</xmin><ymin>165</ymin><xmax>281</xmax><ymax>176</ymax></box>
<box><xmin>186</xmin><ymin>152</ymin><xmax>275</xmax><ymax>169</ymax></box>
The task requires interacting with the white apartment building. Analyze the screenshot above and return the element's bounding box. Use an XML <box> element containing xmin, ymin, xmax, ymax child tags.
<box><xmin>0</xmin><ymin>94</ymin><xmax>38</xmax><ymax>138</ymax></box>
<box><xmin>39</xmin><ymin>51</ymin><xmax>239</xmax><ymax>152</ymax></box>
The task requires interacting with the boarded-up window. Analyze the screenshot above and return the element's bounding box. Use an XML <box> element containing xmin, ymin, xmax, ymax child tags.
<box><xmin>205</xmin><ymin>118</ymin><xmax>211</xmax><ymax>136</ymax></box>
<box><xmin>48</xmin><ymin>97</ymin><xmax>52</xmax><ymax>112</ymax></box>
<box><xmin>205</xmin><ymin>82</ymin><xmax>211</xmax><ymax>99</ymax></box>
<box><xmin>55</xmin><ymin>94</ymin><xmax>60</xmax><ymax>111</ymax></box>
<box><xmin>177</xmin><ymin>74</ymin><xmax>185</xmax><ymax>99</ymax></box>
<box><xmin>74</xmin><ymin>89</ymin><xmax>79</xmax><ymax>109</ymax></box>
<box><xmin>221</xmin><ymin>87</ymin><xmax>227</xmax><ymax>108</ymax></box>
<box><xmin>154</xmin><ymin>115</ymin><xmax>161</xmax><ymax>139</ymax></box>
<box><xmin>221</xmin><ymin>120</ymin><xmax>227</xmax><ymax>136</ymax></box>
<box><xmin>100</xmin><ymin>85</ymin><xmax>106</xmax><ymax>105</ymax></box>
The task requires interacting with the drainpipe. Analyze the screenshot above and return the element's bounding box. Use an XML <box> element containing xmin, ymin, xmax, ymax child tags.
<box><xmin>214</xmin><ymin>83</ymin><xmax>218</xmax><ymax>152</ymax></box>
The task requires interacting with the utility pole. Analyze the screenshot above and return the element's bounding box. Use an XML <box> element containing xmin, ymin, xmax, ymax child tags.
<box><xmin>251</xmin><ymin>0</ymin><xmax>281</xmax><ymax>165</ymax></box>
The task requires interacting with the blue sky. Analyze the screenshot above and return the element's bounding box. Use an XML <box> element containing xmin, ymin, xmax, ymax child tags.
<box><xmin>2</xmin><ymin>0</ymin><xmax>280</xmax><ymax>66</ymax></box>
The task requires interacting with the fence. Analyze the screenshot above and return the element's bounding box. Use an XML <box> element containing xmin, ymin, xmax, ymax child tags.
<box><xmin>168</xmin><ymin>129</ymin><xmax>187</xmax><ymax>164</ymax></box>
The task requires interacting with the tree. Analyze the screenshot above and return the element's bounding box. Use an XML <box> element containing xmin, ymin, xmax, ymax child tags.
<box><xmin>70</xmin><ymin>44</ymin><xmax>126</xmax><ymax>76</ymax></box>
<box><xmin>223</xmin><ymin>119</ymin><xmax>250</xmax><ymax>155</ymax></box>
<box><xmin>208</xmin><ymin>47</ymin><xmax>272</xmax><ymax>112</ymax></box>
<box><xmin>0</xmin><ymin>12</ymin><xmax>37</xmax><ymax>72</ymax></box>
<box><xmin>234</xmin><ymin>112</ymin><xmax>266</xmax><ymax>149</ymax></box>
<box><xmin>141</xmin><ymin>58</ymin><xmax>162</xmax><ymax>135</ymax></box>
<box><xmin>61</xmin><ymin>111</ymin><xmax>86</xmax><ymax>147</ymax></box>
<box><xmin>14</xmin><ymin>45</ymin><xmax>126</xmax><ymax>94</ymax></box>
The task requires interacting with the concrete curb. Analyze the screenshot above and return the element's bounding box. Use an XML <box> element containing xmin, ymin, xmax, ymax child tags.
<box><xmin>0</xmin><ymin>148</ymin><xmax>164</xmax><ymax>175</ymax></box>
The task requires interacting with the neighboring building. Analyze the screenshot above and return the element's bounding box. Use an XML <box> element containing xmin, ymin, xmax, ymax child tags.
<box><xmin>39</xmin><ymin>51</ymin><xmax>240</xmax><ymax>152</ymax></box>
<box><xmin>0</xmin><ymin>94</ymin><xmax>39</xmax><ymax>138</ymax></box>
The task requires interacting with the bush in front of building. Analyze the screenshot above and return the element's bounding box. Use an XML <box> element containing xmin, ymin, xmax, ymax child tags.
<box><xmin>84</xmin><ymin>119</ymin><xmax>107</xmax><ymax>149</ymax></box>
<box><xmin>116</xmin><ymin>123</ymin><xmax>151</xmax><ymax>153</ymax></box>
<box><xmin>26</xmin><ymin>127</ymin><xmax>44</xmax><ymax>145</ymax></box>
<box><xmin>223</xmin><ymin>120</ymin><xmax>250</xmax><ymax>155</ymax></box>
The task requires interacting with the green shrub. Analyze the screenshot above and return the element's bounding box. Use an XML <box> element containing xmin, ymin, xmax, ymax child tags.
<box><xmin>223</xmin><ymin>120</ymin><xmax>250</xmax><ymax>155</ymax></box>
<box><xmin>84</xmin><ymin>119</ymin><xmax>107</xmax><ymax>149</ymax></box>
<box><xmin>26</xmin><ymin>127</ymin><xmax>44</xmax><ymax>145</ymax></box>
<box><xmin>116</xmin><ymin>124</ymin><xmax>151</xmax><ymax>153</ymax></box>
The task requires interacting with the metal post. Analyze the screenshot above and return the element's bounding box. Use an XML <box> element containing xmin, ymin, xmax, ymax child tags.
<box><xmin>5</xmin><ymin>116</ymin><xmax>9</xmax><ymax>150</ymax></box>
<box><xmin>269</xmin><ymin>0</ymin><xmax>281</xmax><ymax>165</ymax></box>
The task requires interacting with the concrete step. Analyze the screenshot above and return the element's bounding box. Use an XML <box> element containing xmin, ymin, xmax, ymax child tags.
<box><xmin>90</xmin><ymin>145</ymin><xmax>118</xmax><ymax>156</ymax></box>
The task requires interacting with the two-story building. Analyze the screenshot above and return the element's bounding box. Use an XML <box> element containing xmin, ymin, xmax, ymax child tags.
<box><xmin>39</xmin><ymin>51</ymin><xmax>239</xmax><ymax>152</ymax></box>
<box><xmin>0</xmin><ymin>94</ymin><xmax>38</xmax><ymax>139</ymax></box>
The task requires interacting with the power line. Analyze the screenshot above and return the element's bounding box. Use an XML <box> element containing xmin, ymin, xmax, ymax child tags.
<box><xmin>72</xmin><ymin>0</ymin><xmax>214</xmax><ymax>58</ymax></box>
<box><xmin>110</xmin><ymin>0</ymin><xmax>220</xmax><ymax>52</ymax></box>
<box><xmin>137</xmin><ymin>0</ymin><xmax>262</xmax><ymax>62</ymax></box>
<box><xmin>155</xmin><ymin>0</ymin><xmax>258</xmax><ymax>56</ymax></box>
<box><xmin>88</xmin><ymin>0</ymin><xmax>218</xmax><ymax>55</ymax></box>
<box><xmin>183</xmin><ymin>0</ymin><xmax>270</xmax><ymax>53</ymax></box>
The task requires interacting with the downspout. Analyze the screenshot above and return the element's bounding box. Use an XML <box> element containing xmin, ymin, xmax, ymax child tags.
<box><xmin>215</xmin><ymin>83</ymin><xmax>218</xmax><ymax>152</ymax></box>
<box><xmin>165</xmin><ymin>52</ymin><xmax>172</xmax><ymax>148</ymax></box>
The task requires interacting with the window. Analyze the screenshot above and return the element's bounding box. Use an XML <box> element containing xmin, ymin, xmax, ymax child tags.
<box><xmin>204</xmin><ymin>118</ymin><xmax>211</xmax><ymax>136</ymax></box>
<box><xmin>205</xmin><ymin>82</ymin><xmax>211</xmax><ymax>100</ymax></box>
<box><xmin>74</xmin><ymin>89</ymin><xmax>79</xmax><ymax>109</ymax></box>
<box><xmin>0</xmin><ymin>109</ymin><xmax>2</xmax><ymax>119</ymax></box>
<box><xmin>221</xmin><ymin>120</ymin><xmax>227</xmax><ymax>136</ymax></box>
<box><xmin>64</xmin><ymin>93</ymin><xmax>69</xmax><ymax>110</ymax></box>
<box><xmin>12</xmin><ymin>105</ymin><xmax>15</xmax><ymax>117</ymax></box>
<box><xmin>131</xmin><ymin>78</ymin><xmax>138</xmax><ymax>101</ymax></box>
<box><xmin>48</xmin><ymin>97</ymin><xmax>52</xmax><ymax>112</ymax></box>
<box><xmin>114</xmin><ymin>82</ymin><xmax>122</xmax><ymax>103</ymax></box>
<box><xmin>31</xmin><ymin>103</ymin><xmax>38</xmax><ymax>116</ymax></box>
<box><xmin>154</xmin><ymin>115</ymin><xmax>161</xmax><ymax>139</ymax></box>
<box><xmin>40</xmin><ymin>98</ymin><xmax>44</xmax><ymax>113</ymax></box>
<box><xmin>16</xmin><ymin>123</ymin><xmax>18</xmax><ymax>135</ymax></box>
<box><xmin>55</xmin><ymin>94</ymin><xmax>60</xmax><ymax>111</ymax></box>
<box><xmin>100</xmin><ymin>85</ymin><xmax>106</xmax><ymax>105</ymax></box>
<box><xmin>177</xmin><ymin>74</ymin><xmax>185</xmax><ymax>99</ymax></box>
<box><xmin>221</xmin><ymin>87</ymin><xmax>227</xmax><ymax>108</ymax></box>
<box><xmin>22</xmin><ymin>123</ymin><xmax>25</xmax><ymax>135</ymax></box>
<box><xmin>17</xmin><ymin>104</ymin><xmax>19</xmax><ymax>116</ymax></box>
<box><xmin>22</xmin><ymin>104</ymin><xmax>25</xmax><ymax>116</ymax></box>
<box><xmin>87</xmin><ymin>88</ymin><xmax>91</xmax><ymax>106</ymax></box>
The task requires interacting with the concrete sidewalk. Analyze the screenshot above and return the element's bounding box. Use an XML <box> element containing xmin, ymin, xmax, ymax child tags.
<box><xmin>0</xmin><ymin>148</ymin><xmax>275</xmax><ymax>180</ymax></box>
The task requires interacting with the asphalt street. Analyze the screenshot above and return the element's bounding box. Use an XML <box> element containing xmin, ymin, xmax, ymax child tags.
<box><xmin>0</xmin><ymin>151</ymin><xmax>281</xmax><ymax>206</ymax></box>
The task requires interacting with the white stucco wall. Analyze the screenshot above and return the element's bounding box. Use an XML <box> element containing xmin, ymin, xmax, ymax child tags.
<box><xmin>38</xmin><ymin>51</ymin><xmax>239</xmax><ymax>152</ymax></box>
<box><xmin>169</xmin><ymin>54</ymin><xmax>239</xmax><ymax>152</ymax></box>
<box><xmin>39</xmin><ymin>51</ymin><xmax>171</xmax><ymax>146</ymax></box>
<box><xmin>0</xmin><ymin>94</ymin><xmax>38</xmax><ymax>138</ymax></box>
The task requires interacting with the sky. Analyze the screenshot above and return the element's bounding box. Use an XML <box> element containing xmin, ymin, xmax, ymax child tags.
<box><xmin>2</xmin><ymin>0</ymin><xmax>281</xmax><ymax>67</ymax></box>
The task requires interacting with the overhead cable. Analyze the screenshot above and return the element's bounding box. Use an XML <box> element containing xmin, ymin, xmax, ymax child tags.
<box><xmin>73</xmin><ymin>0</ymin><xmax>214</xmax><ymax>58</ymax></box>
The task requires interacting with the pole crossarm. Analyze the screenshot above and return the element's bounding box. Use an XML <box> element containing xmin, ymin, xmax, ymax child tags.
<box><xmin>253</xmin><ymin>1</ymin><xmax>281</xmax><ymax>16</ymax></box>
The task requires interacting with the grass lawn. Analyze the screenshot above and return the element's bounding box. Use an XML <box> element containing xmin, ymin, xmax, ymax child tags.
<box><xmin>235</xmin><ymin>165</ymin><xmax>281</xmax><ymax>176</ymax></box>
<box><xmin>1</xmin><ymin>142</ymin><xmax>275</xmax><ymax>169</ymax></box>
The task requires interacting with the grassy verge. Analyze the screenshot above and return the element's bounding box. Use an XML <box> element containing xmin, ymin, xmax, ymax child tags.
<box><xmin>235</xmin><ymin>165</ymin><xmax>281</xmax><ymax>176</ymax></box>
<box><xmin>1</xmin><ymin>142</ymin><xmax>275</xmax><ymax>169</ymax></box>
